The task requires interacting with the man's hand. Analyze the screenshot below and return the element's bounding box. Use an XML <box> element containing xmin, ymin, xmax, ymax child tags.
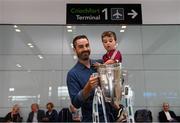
<box><xmin>82</xmin><ymin>75</ymin><xmax>99</xmax><ymax>99</ymax></box>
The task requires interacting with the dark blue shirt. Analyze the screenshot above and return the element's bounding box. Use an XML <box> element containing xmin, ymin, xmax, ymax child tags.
<box><xmin>67</xmin><ymin>59</ymin><xmax>116</xmax><ymax>122</ymax></box>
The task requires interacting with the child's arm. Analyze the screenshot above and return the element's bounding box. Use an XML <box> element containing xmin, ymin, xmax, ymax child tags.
<box><xmin>93</xmin><ymin>62</ymin><xmax>102</xmax><ymax>69</ymax></box>
<box><xmin>104</xmin><ymin>59</ymin><xmax>117</xmax><ymax>64</ymax></box>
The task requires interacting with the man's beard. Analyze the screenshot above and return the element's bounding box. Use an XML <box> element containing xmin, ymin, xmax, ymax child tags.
<box><xmin>77</xmin><ymin>50</ymin><xmax>90</xmax><ymax>61</ymax></box>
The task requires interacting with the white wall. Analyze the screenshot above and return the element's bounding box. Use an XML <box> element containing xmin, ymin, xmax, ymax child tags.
<box><xmin>0</xmin><ymin>0</ymin><xmax>180</xmax><ymax>24</ymax></box>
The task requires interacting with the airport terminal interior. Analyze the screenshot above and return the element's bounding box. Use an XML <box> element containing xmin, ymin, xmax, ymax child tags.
<box><xmin>0</xmin><ymin>24</ymin><xmax>180</xmax><ymax>121</ymax></box>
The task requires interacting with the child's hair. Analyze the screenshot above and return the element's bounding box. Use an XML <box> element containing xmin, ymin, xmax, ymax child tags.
<box><xmin>101</xmin><ymin>31</ymin><xmax>117</xmax><ymax>41</ymax></box>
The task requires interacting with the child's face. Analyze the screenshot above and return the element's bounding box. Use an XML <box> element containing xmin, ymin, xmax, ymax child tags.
<box><xmin>102</xmin><ymin>36</ymin><xmax>116</xmax><ymax>52</ymax></box>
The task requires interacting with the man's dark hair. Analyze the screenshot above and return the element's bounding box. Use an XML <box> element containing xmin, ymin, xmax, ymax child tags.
<box><xmin>101</xmin><ymin>31</ymin><xmax>117</xmax><ymax>41</ymax></box>
<box><xmin>73</xmin><ymin>35</ymin><xmax>88</xmax><ymax>49</ymax></box>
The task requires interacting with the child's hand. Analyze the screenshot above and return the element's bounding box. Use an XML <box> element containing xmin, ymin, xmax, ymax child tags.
<box><xmin>104</xmin><ymin>59</ymin><xmax>116</xmax><ymax>64</ymax></box>
<box><xmin>93</xmin><ymin>62</ymin><xmax>101</xmax><ymax>69</ymax></box>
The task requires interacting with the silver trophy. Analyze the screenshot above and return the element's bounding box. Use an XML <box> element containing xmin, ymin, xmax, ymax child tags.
<box><xmin>97</xmin><ymin>63</ymin><xmax>122</xmax><ymax>104</ymax></box>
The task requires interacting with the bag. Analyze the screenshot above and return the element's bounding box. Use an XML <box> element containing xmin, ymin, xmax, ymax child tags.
<box><xmin>134</xmin><ymin>109</ymin><xmax>153</xmax><ymax>122</ymax></box>
<box><xmin>59</xmin><ymin>108</ymin><xmax>73</xmax><ymax>122</ymax></box>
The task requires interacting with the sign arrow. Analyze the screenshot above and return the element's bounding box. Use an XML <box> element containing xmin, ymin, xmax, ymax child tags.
<box><xmin>128</xmin><ymin>9</ymin><xmax>138</xmax><ymax>19</ymax></box>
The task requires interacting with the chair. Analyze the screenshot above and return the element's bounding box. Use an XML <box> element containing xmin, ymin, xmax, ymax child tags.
<box><xmin>134</xmin><ymin>109</ymin><xmax>153</xmax><ymax>122</ymax></box>
<box><xmin>59</xmin><ymin>108</ymin><xmax>73</xmax><ymax>122</ymax></box>
<box><xmin>0</xmin><ymin>117</ymin><xmax>5</xmax><ymax>122</ymax></box>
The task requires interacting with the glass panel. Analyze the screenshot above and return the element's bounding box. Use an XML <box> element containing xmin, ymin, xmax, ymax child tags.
<box><xmin>0</xmin><ymin>25</ymin><xmax>180</xmax><ymax>122</ymax></box>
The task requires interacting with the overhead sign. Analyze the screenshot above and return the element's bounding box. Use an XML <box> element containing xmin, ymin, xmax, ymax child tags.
<box><xmin>66</xmin><ymin>4</ymin><xmax>142</xmax><ymax>24</ymax></box>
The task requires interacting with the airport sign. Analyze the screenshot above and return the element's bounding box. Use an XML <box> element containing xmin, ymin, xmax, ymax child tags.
<box><xmin>66</xmin><ymin>4</ymin><xmax>142</xmax><ymax>24</ymax></box>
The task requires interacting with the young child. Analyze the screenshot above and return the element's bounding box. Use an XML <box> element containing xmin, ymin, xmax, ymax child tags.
<box><xmin>101</xmin><ymin>31</ymin><xmax>122</xmax><ymax>64</ymax></box>
<box><xmin>95</xmin><ymin>31</ymin><xmax>125</xmax><ymax>121</ymax></box>
<box><xmin>93</xmin><ymin>31</ymin><xmax>122</xmax><ymax>67</ymax></box>
<box><xmin>102</xmin><ymin>31</ymin><xmax>126</xmax><ymax>121</ymax></box>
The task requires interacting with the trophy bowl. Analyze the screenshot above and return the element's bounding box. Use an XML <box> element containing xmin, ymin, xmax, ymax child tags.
<box><xmin>97</xmin><ymin>63</ymin><xmax>123</xmax><ymax>103</ymax></box>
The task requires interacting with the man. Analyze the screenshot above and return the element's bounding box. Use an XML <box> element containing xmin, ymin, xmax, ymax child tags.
<box><xmin>159</xmin><ymin>102</ymin><xmax>177</xmax><ymax>122</ymax></box>
<box><xmin>4</xmin><ymin>104</ymin><xmax>22</xmax><ymax>122</ymax></box>
<box><xmin>66</xmin><ymin>35</ymin><xmax>118</xmax><ymax>122</ymax></box>
<box><xmin>27</xmin><ymin>103</ymin><xmax>45</xmax><ymax>122</ymax></box>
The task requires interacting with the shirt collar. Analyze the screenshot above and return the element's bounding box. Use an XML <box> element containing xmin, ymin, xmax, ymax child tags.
<box><xmin>107</xmin><ymin>49</ymin><xmax>116</xmax><ymax>54</ymax></box>
<box><xmin>76</xmin><ymin>59</ymin><xmax>94</xmax><ymax>70</ymax></box>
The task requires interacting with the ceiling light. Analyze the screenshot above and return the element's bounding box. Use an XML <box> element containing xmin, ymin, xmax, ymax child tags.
<box><xmin>9</xmin><ymin>88</ymin><xmax>15</xmax><ymax>92</ymax></box>
<box><xmin>29</xmin><ymin>45</ymin><xmax>34</xmax><ymax>48</ymax></box>
<box><xmin>73</xmin><ymin>55</ymin><xmax>77</xmax><ymax>60</ymax></box>
<box><xmin>67</xmin><ymin>29</ymin><xmax>72</xmax><ymax>32</ymax></box>
<box><xmin>16</xmin><ymin>64</ymin><xmax>22</xmax><ymax>68</ymax></box>
<box><xmin>15</xmin><ymin>29</ymin><xmax>21</xmax><ymax>32</ymax></box>
<box><xmin>49</xmin><ymin>86</ymin><xmax>52</xmax><ymax>91</ymax></box>
<box><xmin>121</xmin><ymin>25</ymin><xmax>127</xmax><ymax>29</ymax></box>
<box><xmin>14</xmin><ymin>25</ymin><xmax>18</xmax><ymax>28</ymax></box>
<box><xmin>38</xmin><ymin>55</ymin><xmax>43</xmax><ymax>59</ymax></box>
<box><xmin>37</xmin><ymin>94</ymin><xmax>40</xmax><ymax>98</ymax></box>
<box><xmin>27</xmin><ymin>43</ymin><xmax>34</xmax><ymax>48</ymax></box>
<box><xmin>27</xmin><ymin>43</ymin><xmax>32</xmax><ymax>46</ymax></box>
<box><xmin>67</xmin><ymin>26</ymin><xmax>72</xmax><ymax>29</ymax></box>
<box><xmin>120</xmin><ymin>30</ymin><xmax>125</xmax><ymax>32</ymax></box>
<box><xmin>70</xmin><ymin>43</ymin><xmax>74</xmax><ymax>48</ymax></box>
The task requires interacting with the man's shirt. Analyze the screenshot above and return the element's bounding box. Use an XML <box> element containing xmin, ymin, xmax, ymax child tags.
<box><xmin>67</xmin><ymin>59</ymin><xmax>115</xmax><ymax>122</ymax></box>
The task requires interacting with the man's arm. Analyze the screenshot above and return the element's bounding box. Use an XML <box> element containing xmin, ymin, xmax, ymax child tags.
<box><xmin>67</xmin><ymin>72</ymin><xmax>84</xmax><ymax>108</ymax></box>
<box><xmin>67</xmin><ymin>71</ymin><xmax>99</xmax><ymax>108</ymax></box>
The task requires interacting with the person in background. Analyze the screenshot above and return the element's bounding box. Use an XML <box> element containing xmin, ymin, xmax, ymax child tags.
<box><xmin>159</xmin><ymin>102</ymin><xmax>177</xmax><ymax>122</ymax></box>
<box><xmin>43</xmin><ymin>102</ymin><xmax>59</xmax><ymax>122</ymax></box>
<box><xmin>4</xmin><ymin>104</ymin><xmax>22</xmax><ymax>122</ymax></box>
<box><xmin>27</xmin><ymin>103</ymin><xmax>45</xmax><ymax>122</ymax></box>
<box><xmin>66</xmin><ymin>35</ymin><xmax>119</xmax><ymax>122</ymax></box>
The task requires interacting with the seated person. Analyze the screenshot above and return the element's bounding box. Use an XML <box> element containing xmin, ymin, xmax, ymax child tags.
<box><xmin>27</xmin><ymin>103</ymin><xmax>45</xmax><ymax>122</ymax></box>
<box><xmin>159</xmin><ymin>102</ymin><xmax>177</xmax><ymax>122</ymax></box>
<box><xmin>4</xmin><ymin>104</ymin><xmax>22</xmax><ymax>122</ymax></box>
<box><xmin>43</xmin><ymin>102</ymin><xmax>59</xmax><ymax>122</ymax></box>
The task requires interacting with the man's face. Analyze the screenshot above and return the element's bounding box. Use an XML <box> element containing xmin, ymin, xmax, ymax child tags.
<box><xmin>12</xmin><ymin>107</ymin><xmax>19</xmax><ymax>114</ymax></box>
<box><xmin>74</xmin><ymin>38</ymin><xmax>91</xmax><ymax>61</ymax></box>
<box><xmin>47</xmin><ymin>104</ymin><xmax>52</xmax><ymax>111</ymax></box>
<box><xmin>31</xmin><ymin>105</ymin><xmax>38</xmax><ymax>112</ymax></box>
<box><xmin>163</xmin><ymin>103</ymin><xmax>169</xmax><ymax>112</ymax></box>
